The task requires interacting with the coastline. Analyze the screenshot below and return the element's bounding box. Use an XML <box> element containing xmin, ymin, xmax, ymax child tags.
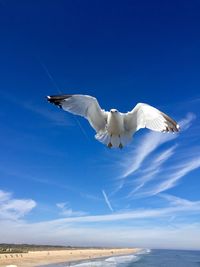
<box><xmin>0</xmin><ymin>248</ymin><xmax>140</xmax><ymax>267</ymax></box>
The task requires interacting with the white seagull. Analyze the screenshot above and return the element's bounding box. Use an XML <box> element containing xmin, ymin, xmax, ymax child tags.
<box><xmin>47</xmin><ymin>94</ymin><xmax>180</xmax><ymax>149</ymax></box>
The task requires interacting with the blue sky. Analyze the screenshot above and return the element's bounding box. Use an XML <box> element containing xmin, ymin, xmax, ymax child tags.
<box><xmin>0</xmin><ymin>0</ymin><xmax>200</xmax><ymax>249</ymax></box>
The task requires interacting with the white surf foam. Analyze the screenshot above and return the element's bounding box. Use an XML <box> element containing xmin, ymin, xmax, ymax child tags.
<box><xmin>136</xmin><ymin>248</ymin><xmax>151</xmax><ymax>255</ymax></box>
<box><xmin>71</xmin><ymin>260</ymin><xmax>115</xmax><ymax>266</ymax></box>
<box><xmin>105</xmin><ymin>254</ymin><xmax>140</xmax><ymax>263</ymax></box>
<box><xmin>71</xmin><ymin>254</ymin><xmax>140</xmax><ymax>266</ymax></box>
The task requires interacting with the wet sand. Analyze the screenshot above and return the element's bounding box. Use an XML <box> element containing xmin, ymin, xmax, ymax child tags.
<box><xmin>0</xmin><ymin>248</ymin><xmax>139</xmax><ymax>267</ymax></box>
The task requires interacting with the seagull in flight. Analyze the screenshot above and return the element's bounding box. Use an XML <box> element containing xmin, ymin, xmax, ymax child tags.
<box><xmin>47</xmin><ymin>94</ymin><xmax>180</xmax><ymax>149</ymax></box>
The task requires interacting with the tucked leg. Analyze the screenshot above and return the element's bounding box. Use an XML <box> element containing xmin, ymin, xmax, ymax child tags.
<box><xmin>107</xmin><ymin>142</ymin><xmax>112</xmax><ymax>148</ymax></box>
<box><xmin>118</xmin><ymin>135</ymin><xmax>123</xmax><ymax>149</ymax></box>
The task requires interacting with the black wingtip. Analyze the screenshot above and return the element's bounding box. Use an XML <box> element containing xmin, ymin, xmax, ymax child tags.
<box><xmin>46</xmin><ymin>94</ymin><xmax>72</xmax><ymax>108</ymax></box>
<box><xmin>46</xmin><ymin>95</ymin><xmax>60</xmax><ymax>107</ymax></box>
<box><xmin>46</xmin><ymin>95</ymin><xmax>51</xmax><ymax>102</ymax></box>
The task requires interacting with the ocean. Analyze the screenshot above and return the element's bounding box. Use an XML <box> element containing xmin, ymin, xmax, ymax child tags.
<box><xmin>40</xmin><ymin>249</ymin><xmax>200</xmax><ymax>267</ymax></box>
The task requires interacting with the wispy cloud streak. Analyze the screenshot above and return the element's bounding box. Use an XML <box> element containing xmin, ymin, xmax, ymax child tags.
<box><xmin>129</xmin><ymin>145</ymin><xmax>177</xmax><ymax>196</ymax></box>
<box><xmin>56</xmin><ymin>202</ymin><xmax>87</xmax><ymax>217</ymax></box>
<box><xmin>134</xmin><ymin>145</ymin><xmax>177</xmax><ymax>191</ymax></box>
<box><xmin>159</xmin><ymin>194</ymin><xmax>200</xmax><ymax>207</ymax></box>
<box><xmin>149</xmin><ymin>157</ymin><xmax>200</xmax><ymax>195</ymax></box>
<box><xmin>122</xmin><ymin>132</ymin><xmax>176</xmax><ymax>178</ymax></box>
<box><xmin>36</xmin><ymin>196</ymin><xmax>200</xmax><ymax>225</ymax></box>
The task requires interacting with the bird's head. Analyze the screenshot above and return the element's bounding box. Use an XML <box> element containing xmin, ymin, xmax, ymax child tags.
<box><xmin>110</xmin><ymin>109</ymin><xmax>118</xmax><ymax>114</ymax></box>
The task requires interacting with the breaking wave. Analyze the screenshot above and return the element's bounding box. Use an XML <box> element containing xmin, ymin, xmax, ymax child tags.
<box><xmin>136</xmin><ymin>248</ymin><xmax>151</xmax><ymax>255</ymax></box>
<box><xmin>71</xmin><ymin>252</ymin><xmax>145</xmax><ymax>266</ymax></box>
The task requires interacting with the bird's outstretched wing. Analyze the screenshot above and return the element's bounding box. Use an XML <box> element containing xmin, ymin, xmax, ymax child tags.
<box><xmin>47</xmin><ymin>94</ymin><xmax>108</xmax><ymax>132</ymax></box>
<box><xmin>124</xmin><ymin>103</ymin><xmax>180</xmax><ymax>133</ymax></box>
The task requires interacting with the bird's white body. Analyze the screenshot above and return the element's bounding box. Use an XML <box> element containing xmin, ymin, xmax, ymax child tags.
<box><xmin>107</xmin><ymin>111</ymin><xmax>124</xmax><ymax>135</ymax></box>
<box><xmin>47</xmin><ymin>94</ymin><xmax>180</xmax><ymax>148</ymax></box>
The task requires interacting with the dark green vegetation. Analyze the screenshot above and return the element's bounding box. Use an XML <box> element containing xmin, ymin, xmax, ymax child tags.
<box><xmin>0</xmin><ymin>244</ymin><xmax>72</xmax><ymax>254</ymax></box>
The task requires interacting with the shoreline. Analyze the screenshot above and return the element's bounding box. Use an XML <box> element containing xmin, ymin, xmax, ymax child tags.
<box><xmin>0</xmin><ymin>248</ymin><xmax>140</xmax><ymax>267</ymax></box>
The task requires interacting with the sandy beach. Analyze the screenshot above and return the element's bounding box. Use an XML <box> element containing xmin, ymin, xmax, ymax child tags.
<box><xmin>0</xmin><ymin>248</ymin><xmax>139</xmax><ymax>267</ymax></box>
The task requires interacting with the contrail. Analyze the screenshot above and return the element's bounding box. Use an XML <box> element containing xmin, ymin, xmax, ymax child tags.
<box><xmin>38</xmin><ymin>58</ymin><xmax>62</xmax><ymax>94</ymax></box>
<box><xmin>102</xmin><ymin>190</ymin><xmax>114</xmax><ymax>212</ymax></box>
<box><xmin>73</xmin><ymin>116</ymin><xmax>90</xmax><ymax>141</ymax></box>
<box><xmin>38</xmin><ymin>57</ymin><xmax>89</xmax><ymax>140</ymax></box>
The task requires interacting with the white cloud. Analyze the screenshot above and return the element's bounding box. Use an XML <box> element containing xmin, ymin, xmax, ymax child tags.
<box><xmin>56</xmin><ymin>202</ymin><xmax>66</xmax><ymax>209</ymax></box>
<box><xmin>0</xmin><ymin>190</ymin><xmax>11</xmax><ymax>201</ymax></box>
<box><xmin>0</xmin><ymin>190</ymin><xmax>200</xmax><ymax>249</ymax></box>
<box><xmin>0</xmin><ymin>213</ymin><xmax>200</xmax><ymax>250</ymax></box>
<box><xmin>102</xmin><ymin>190</ymin><xmax>114</xmax><ymax>212</ymax></box>
<box><xmin>56</xmin><ymin>202</ymin><xmax>87</xmax><ymax>217</ymax></box>
<box><xmin>0</xmin><ymin>189</ymin><xmax>36</xmax><ymax>220</ymax></box>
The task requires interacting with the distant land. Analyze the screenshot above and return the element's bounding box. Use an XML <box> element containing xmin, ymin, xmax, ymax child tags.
<box><xmin>0</xmin><ymin>243</ymin><xmax>108</xmax><ymax>254</ymax></box>
<box><xmin>0</xmin><ymin>243</ymin><xmax>119</xmax><ymax>254</ymax></box>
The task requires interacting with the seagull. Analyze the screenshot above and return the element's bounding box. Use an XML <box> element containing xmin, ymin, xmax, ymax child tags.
<box><xmin>47</xmin><ymin>94</ymin><xmax>180</xmax><ymax>149</ymax></box>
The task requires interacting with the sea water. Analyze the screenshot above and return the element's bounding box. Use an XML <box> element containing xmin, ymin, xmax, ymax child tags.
<box><xmin>40</xmin><ymin>249</ymin><xmax>200</xmax><ymax>267</ymax></box>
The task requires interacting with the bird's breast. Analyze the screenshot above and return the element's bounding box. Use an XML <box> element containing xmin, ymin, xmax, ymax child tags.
<box><xmin>107</xmin><ymin>114</ymin><xmax>124</xmax><ymax>135</ymax></box>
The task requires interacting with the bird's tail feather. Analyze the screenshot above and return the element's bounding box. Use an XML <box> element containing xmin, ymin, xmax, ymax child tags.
<box><xmin>120</xmin><ymin>132</ymin><xmax>133</xmax><ymax>146</ymax></box>
<box><xmin>95</xmin><ymin>130</ymin><xmax>132</xmax><ymax>148</ymax></box>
